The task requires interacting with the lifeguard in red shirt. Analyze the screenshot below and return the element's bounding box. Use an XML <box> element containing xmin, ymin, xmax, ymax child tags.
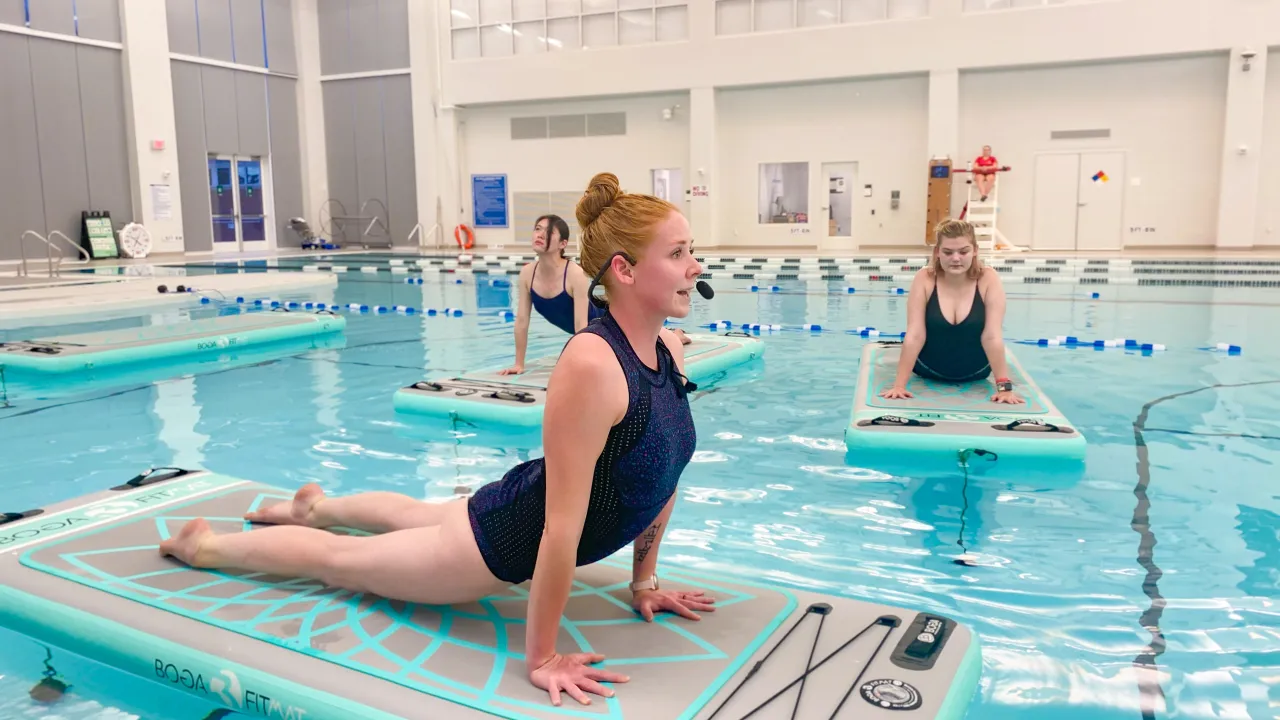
<box><xmin>973</xmin><ymin>145</ymin><xmax>999</xmax><ymax>202</ymax></box>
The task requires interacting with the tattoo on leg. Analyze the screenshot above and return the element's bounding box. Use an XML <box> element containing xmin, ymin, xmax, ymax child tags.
<box><xmin>635</xmin><ymin>523</ymin><xmax>661</xmax><ymax>563</ymax></box>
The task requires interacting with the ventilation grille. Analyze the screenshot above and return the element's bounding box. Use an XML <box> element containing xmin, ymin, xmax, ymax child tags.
<box><xmin>1051</xmin><ymin>128</ymin><xmax>1111</xmax><ymax>140</ymax></box>
<box><xmin>510</xmin><ymin>112</ymin><xmax>626</xmax><ymax>140</ymax></box>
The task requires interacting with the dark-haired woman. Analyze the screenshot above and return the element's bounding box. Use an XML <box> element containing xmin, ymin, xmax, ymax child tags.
<box><xmin>501</xmin><ymin>214</ymin><xmax>602</xmax><ymax>375</ymax></box>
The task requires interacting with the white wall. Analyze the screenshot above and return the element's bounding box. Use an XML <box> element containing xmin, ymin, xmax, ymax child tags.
<box><xmin>441</xmin><ymin>0</ymin><xmax>1280</xmax><ymax>107</ymax></box>
<box><xmin>459</xmin><ymin>93</ymin><xmax>690</xmax><ymax>248</ymax></box>
<box><xmin>1260</xmin><ymin>49</ymin><xmax>1280</xmax><ymax>247</ymax></box>
<box><xmin>959</xmin><ymin>54</ymin><xmax>1229</xmax><ymax>248</ymax></box>
<box><xmin>717</xmin><ymin>77</ymin><xmax>929</xmax><ymax>248</ymax></box>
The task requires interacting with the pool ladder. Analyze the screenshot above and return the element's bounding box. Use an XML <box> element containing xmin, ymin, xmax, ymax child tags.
<box><xmin>17</xmin><ymin>230</ymin><xmax>91</xmax><ymax>278</ymax></box>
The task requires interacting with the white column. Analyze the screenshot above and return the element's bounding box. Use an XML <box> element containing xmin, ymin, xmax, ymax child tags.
<box><xmin>688</xmin><ymin>87</ymin><xmax>717</xmax><ymax>247</ymax></box>
<box><xmin>1217</xmin><ymin>47</ymin><xmax>1267</xmax><ymax>248</ymax></box>
<box><xmin>439</xmin><ymin>108</ymin><xmax>462</xmax><ymax>245</ymax></box>
<box><xmin>118</xmin><ymin>0</ymin><xmax>184</xmax><ymax>253</ymax></box>
<box><xmin>294</xmin><ymin>0</ymin><xmax>328</xmax><ymax>233</ymax></box>
<box><xmin>928</xmin><ymin>68</ymin><xmax>961</xmax><ymax>216</ymax></box>
<box><xmin>688</xmin><ymin>0</ymin><xmax>715</xmax><ymax>40</ymax></box>
<box><xmin>408</xmin><ymin>0</ymin><xmax>443</xmax><ymax>249</ymax></box>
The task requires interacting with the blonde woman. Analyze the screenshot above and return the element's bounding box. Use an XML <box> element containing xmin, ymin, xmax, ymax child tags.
<box><xmin>881</xmin><ymin>219</ymin><xmax>1023</xmax><ymax>404</ymax></box>
<box><xmin>160</xmin><ymin>173</ymin><xmax>715</xmax><ymax>706</ymax></box>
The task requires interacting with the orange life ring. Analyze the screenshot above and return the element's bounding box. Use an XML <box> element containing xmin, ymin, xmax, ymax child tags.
<box><xmin>454</xmin><ymin>224</ymin><xmax>475</xmax><ymax>250</ymax></box>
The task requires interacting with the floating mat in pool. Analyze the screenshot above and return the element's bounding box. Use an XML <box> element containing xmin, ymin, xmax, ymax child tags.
<box><xmin>845</xmin><ymin>341</ymin><xmax>1085</xmax><ymax>461</ymax></box>
<box><xmin>0</xmin><ymin>470</ymin><xmax>978</xmax><ymax>720</ymax></box>
<box><xmin>394</xmin><ymin>331</ymin><xmax>765</xmax><ymax>427</ymax></box>
<box><xmin>0</xmin><ymin>311</ymin><xmax>345</xmax><ymax>375</ymax></box>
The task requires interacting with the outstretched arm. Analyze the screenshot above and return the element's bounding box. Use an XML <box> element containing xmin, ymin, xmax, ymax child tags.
<box><xmin>628</xmin><ymin>494</ymin><xmax>717</xmax><ymax>622</ymax></box>
<box><xmin>501</xmin><ymin>265</ymin><xmax>535</xmax><ymax>374</ymax></box>
<box><xmin>627</xmin><ymin>330</ymin><xmax>715</xmax><ymax>622</ymax></box>
<box><xmin>979</xmin><ymin>269</ymin><xmax>1022</xmax><ymax>404</ymax></box>
<box><xmin>570</xmin><ymin>264</ymin><xmax>592</xmax><ymax>333</ymax></box>
<box><xmin>525</xmin><ymin>334</ymin><xmax>630</xmax><ymax>705</ymax></box>
<box><xmin>883</xmin><ymin>269</ymin><xmax>931</xmax><ymax>398</ymax></box>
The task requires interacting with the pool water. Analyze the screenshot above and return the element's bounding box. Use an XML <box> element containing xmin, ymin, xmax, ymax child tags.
<box><xmin>2</xmin><ymin>269</ymin><xmax>1278</xmax><ymax>719</ymax></box>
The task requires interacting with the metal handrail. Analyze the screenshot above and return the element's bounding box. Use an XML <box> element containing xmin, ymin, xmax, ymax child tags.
<box><xmin>47</xmin><ymin>230</ymin><xmax>91</xmax><ymax>264</ymax></box>
<box><xmin>18</xmin><ymin>230</ymin><xmax>62</xmax><ymax>278</ymax></box>
<box><xmin>409</xmin><ymin>223</ymin><xmax>443</xmax><ymax>249</ymax></box>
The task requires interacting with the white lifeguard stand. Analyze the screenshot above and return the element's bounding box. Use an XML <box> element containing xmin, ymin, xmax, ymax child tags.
<box><xmin>958</xmin><ymin>163</ymin><xmax>1026</xmax><ymax>252</ymax></box>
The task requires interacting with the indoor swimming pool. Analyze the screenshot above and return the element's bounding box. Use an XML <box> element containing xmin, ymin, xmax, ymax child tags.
<box><xmin>1</xmin><ymin>265</ymin><xmax>1277</xmax><ymax>719</ymax></box>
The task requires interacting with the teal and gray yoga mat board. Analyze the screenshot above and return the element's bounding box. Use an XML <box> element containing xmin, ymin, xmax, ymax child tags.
<box><xmin>0</xmin><ymin>469</ymin><xmax>981</xmax><ymax>719</ymax></box>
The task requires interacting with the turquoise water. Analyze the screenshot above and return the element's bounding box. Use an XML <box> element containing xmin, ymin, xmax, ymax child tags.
<box><xmin>2</xmin><ymin>268</ymin><xmax>1279</xmax><ymax>719</ymax></box>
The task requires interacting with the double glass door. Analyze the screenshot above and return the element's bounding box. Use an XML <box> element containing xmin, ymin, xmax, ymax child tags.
<box><xmin>209</xmin><ymin>155</ymin><xmax>269</xmax><ymax>254</ymax></box>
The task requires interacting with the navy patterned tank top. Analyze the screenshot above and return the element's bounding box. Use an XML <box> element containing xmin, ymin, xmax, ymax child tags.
<box><xmin>466</xmin><ymin>312</ymin><xmax>698</xmax><ymax>584</ymax></box>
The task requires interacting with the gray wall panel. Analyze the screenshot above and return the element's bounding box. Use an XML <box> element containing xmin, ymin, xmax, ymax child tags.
<box><xmin>76</xmin><ymin>0</ymin><xmax>121</xmax><ymax>42</ymax></box>
<box><xmin>78</xmin><ymin>46</ymin><xmax>132</xmax><ymax>228</ymax></box>
<box><xmin>263</xmin><ymin>0</ymin><xmax>297</xmax><ymax>75</ymax></box>
<box><xmin>267</xmin><ymin>77</ymin><xmax>303</xmax><ymax>247</ymax></box>
<box><xmin>322</xmin><ymin>80</ymin><xmax>358</xmax><ymax>245</ymax></box>
<box><xmin>29</xmin><ymin>39</ymin><xmax>91</xmax><ymax>243</ymax></box>
<box><xmin>235</xmin><ymin>71</ymin><xmax>269</xmax><ymax>156</ymax></box>
<box><xmin>230</xmin><ymin>0</ymin><xmax>266</xmax><ymax>67</ymax></box>
<box><xmin>317</xmin><ymin>0</ymin><xmax>349</xmax><ymax>76</ymax></box>
<box><xmin>197</xmin><ymin>0</ymin><xmax>234</xmax><ymax>62</ymax></box>
<box><xmin>166</xmin><ymin>0</ymin><xmax>200</xmax><ymax>56</ymax></box>
<box><xmin>29</xmin><ymin>0</ymin><xmax>75</xmax><ymax>36</ymax></box>
<box><xmin>171</xmin><ymin>61</ymin><xmax>212</xmax><ymax>252</ymax></box>
<box><xmin>70</xmin><ymin>0</ymin><xmax>120</xmax><ymax>42</ymax></box>
<box><xmin>381</xmin><ymin>75</ymin><xmax>416</xmax><ymax>245</ymax></box>
<box><xmin>353</xmin><ymin>78</ymin><xmax>387</xmax><ymax>244</ymax></box>
<box><xmin>346</xmin><ymin>0</ymin><xmax>378</xmax><ymax>73</ymax></box>
<box><xmin>0</xmin><ymin>1</ymin><xmax>25</xmax><ymax>25</ymax></box>
<box><xmin>379</xmin><ymin>0</ymin><xmax>410</xmax><ymax>71</ymax></box>
<box><xmin>0</xmin><ymin>34</ymin><xmax>46</xmax><ymax>262</ymax></box>
<box><xmin>201</xmin><ymin>66</ymin><xmax>239</xmax><ymax>153</ymax></box>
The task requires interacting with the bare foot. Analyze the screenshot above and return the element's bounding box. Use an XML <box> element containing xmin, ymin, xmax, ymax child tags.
<box><xmin>244</xmin><ymin>483</ymin><xmax>327</xmax><ymax>527</ymax></box>
<box><xmin>159</xmin><ymin>518</ymin><xmax>214</xmax><ymax>566</ymax></box>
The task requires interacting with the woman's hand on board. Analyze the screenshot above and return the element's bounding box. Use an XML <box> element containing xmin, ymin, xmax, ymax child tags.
<box><xmin>528</xmin><ymin>652</ymin><xmax>629</xmax><ymax>707</ymax></box>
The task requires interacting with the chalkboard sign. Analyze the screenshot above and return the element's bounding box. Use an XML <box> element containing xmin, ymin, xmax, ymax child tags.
<box><xmin>80</xmin><ymin>211</ymin><xmax>118</xmax><ymax>259</ymax></box>
<box><xmin>471</xmin><ymin>174</ymin><xmax>509</xmax><ymax>229</ymax></box>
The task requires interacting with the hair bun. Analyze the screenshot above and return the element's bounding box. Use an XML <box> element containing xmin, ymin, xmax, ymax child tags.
<box><xmin>577</xmin><ymin>172</ymin><xmax>622</xmax><ymax>229</ymax></box>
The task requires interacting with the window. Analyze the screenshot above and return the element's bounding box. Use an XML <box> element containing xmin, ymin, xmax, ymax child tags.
<box><xmin>759</xmin><ymin>163</ymin><xmax>809</xmax><ymax>224</ymax></box>
<box><xmin>454</xmin><ymin>0</ymin><xmax>688</xmax><ymax>58</ymax></box>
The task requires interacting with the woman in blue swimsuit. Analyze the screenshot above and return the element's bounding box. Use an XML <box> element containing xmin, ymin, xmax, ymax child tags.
<box><xmin>500</xmin><ymin>214</ymin><xmax>603</xmax><ymax>375</ymax></box>
<box><xmin>159</xmin><ymin>172</ymin><xmax>714</xmax><ymax>707</ymax></box>
<box><xmin>502</xmin><ymin>214</ymin><xmax>686</xmax><ymax>375</ymax></box>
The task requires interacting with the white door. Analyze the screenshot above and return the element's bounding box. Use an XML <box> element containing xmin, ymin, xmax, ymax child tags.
<box><xmin>1075</xmin><ymin>152</ymin><xmax>1125</xmax><ymax>251</ymax></box>
<box><xmin>651</xmin><ymin>168</ymin><xmax>685</xmax><ymax>206</ymax></box>
<box><xmin>820</xmin><ymin>162</ymin><xmax>857</xmax><ymax>244</ymax></box>
<box><xmin>210</xmin><ymin>155</ymin><xmax>271</xmax><ymax>254</ymax></box>
<box><xmin>1031</xmin><ymin>153</ymin><xmax>1080</xmax><ymax>250</ymax></box>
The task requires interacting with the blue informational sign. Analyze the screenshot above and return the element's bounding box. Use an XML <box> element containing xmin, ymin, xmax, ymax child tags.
<box><xmin>471</xmin><ymin>174</ymin><xmax>509</xmax><ymax>228</ymax></box>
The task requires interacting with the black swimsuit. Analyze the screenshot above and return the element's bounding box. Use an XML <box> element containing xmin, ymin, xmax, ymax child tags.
<box><xmin>914</xmin><ymin>282</ymin><xmax>991</xmax><ymax>383</ymax></box>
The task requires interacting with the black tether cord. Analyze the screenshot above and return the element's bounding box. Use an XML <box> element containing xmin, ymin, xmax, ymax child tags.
<box><xmin>953</xmin><ymin>448</ymin><xmax>996</xmax><ymax>567</ymax></box>
<box><xmin>1130</xmin><ymin>379</ymin><xmax>1280</xmax><ymax>720</ymax></box>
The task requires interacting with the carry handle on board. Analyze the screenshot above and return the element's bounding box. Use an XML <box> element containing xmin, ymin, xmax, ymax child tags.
<box><xmin>487</xmin><ymin>389</ymin><xmax>536</xmax><ymax>404</ymax></box>
<box><xmin>0</xmin><ymin>509</ymin><xmax>44</xmax><ymax>527</ymax></box>
<box><xmin>996</xmin><ymin>418</ymin><xmax>1073</xmax><ymax>434</ymax></box>
<box><xmin>861</xmin><ymin>415</ymin><xmax>936</xmax><ymax>428</ymax></box>
<box><xmin>110</xmin><ymin>467</ymin><xmax>194</xmax><ymax>491</ymax></box>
